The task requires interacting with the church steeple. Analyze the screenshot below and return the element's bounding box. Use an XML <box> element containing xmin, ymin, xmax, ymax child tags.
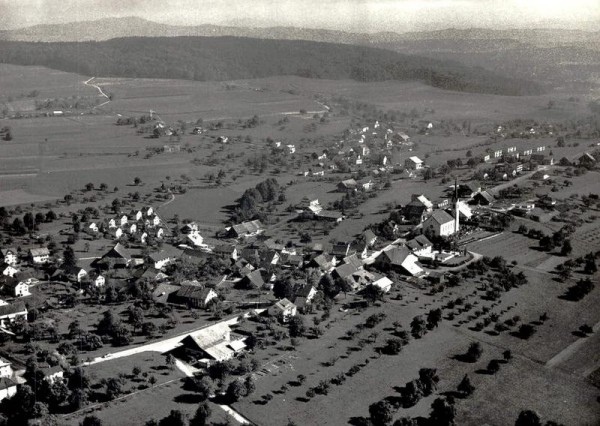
<box><xmin>453</xmin><ymin>178</ymin><xmax>460</xmax><ymax>235</ymax></box>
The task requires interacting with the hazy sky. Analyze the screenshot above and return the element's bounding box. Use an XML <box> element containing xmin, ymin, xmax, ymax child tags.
<box><xmin>1</xmin><ymin>0</ymin><xmax>599</xmax><ymax>32</ymax></box>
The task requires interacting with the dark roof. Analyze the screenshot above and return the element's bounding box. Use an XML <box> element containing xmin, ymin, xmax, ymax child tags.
<box><xmin>0</xmin><ymin>302</ymin><xmax>27</xmax><ymax>317</ymax></box>
<box><xmin>379</xmin><ymin>246</ymin><xmax>413</xmax><ymax>266</ymax></box>
<box><xmin>0</xmin><ymin>378</ymin><xmax>16</xmax><ymax>389</ymax></box>
<box><xmin>334</xmin><ymin>263</ymin><xmax>359</xmax><ymax>279</ymax></box>
<box><xmin>426</xmin><ymin>210</ymin><xmax>454</xmax><ymax>225</ymax></box>
<box><xmin>242</xmin><ymin>270</ymin><xmax>264</xmax><ymax>288</ymax></box>
<box><xmin>406</xmin><ymin>235</ymin><xmax>432</xmax><ymax>251</ymax></box>
<box><xmin>402</xmin><ymin>202</ymin><xmax>427</xmax><ymax>218</ymax></box>
<box><xmin>103</xmin><ymin>243</ymin><xmax>131</xmax><ymax>260</ymax></box>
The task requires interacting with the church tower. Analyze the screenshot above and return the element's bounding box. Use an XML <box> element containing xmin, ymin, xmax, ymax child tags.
<box><xmin>453</xmin><ymin>178</ymin><xmax>460</xmax><ymax>235</ymax></box>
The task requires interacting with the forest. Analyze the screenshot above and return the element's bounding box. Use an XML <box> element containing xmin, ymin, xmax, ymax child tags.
<box><xmin>0</xmin><ymin>36</ymin><xmax>544</xmax><ymax>96</ymax></box>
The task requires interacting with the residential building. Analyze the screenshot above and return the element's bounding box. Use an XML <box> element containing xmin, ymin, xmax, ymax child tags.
<box><xmin>29</xmin><ymin>248</ymin><xmax>50</xmax><ymax>264</ymax></box>
<box><xmin>268</xmin><ymin>298</ymin><xmax>297</xmax><ymax>323</ymax></box>
<box><xmin>423</xmin><ymin>210</ymin><xmax>456</xmax><ymax>238</ymax></box>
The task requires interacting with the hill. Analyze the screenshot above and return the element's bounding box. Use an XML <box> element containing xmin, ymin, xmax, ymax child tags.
<box><xmin>0</xmin><ymin>36</ymin><xmax>542</xmax><ymax>96</ymax></box>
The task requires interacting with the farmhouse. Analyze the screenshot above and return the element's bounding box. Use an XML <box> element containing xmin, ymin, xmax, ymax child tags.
<box><xmin>362</xmin><ymin>229</ymin><xmax>378</xmax><ymax>247</ymax></box>
<box><xmin>175</xmin><ymin>284</ymin><xmax>218</xmax><ymax>308</ymax></box>
<box><xmin>148</xmin><ymin>247</ymin><xmax>181</xmax><ymax>270</ymax></box>
<box><xmin>406</xmin><ymin>235</ymin><xmax>433</xmax><ymax>256</ymax></box>
<box><xmin>0</xmin><ymin>378</ymin><xmax>17</xmax><ymax>403</ymax></box>
<box><xmin>315</xmin><ymin>210</ymin><xmax>344</xmax><ymax>223</ymax></box>
<box><xmin>529</xmin><ymin>208</ymin><xmax>559</xmax><ymax>223</ymax></box>
<box><xmin>226</xmin><ymin>220</ymin><xmax>264</xmax><ymax>239</ymax></box>
<box><xmin>405</xmin><ymin>156</ymin><xmax>424</xmax><ymax>170</ymax></box>
<box><xmin>1</xmin><ymin>249</ymin><xmax>18</xmax><ymax>266</ymax></box>
<box><xmin>240</xmin><ymin>270</ymin><xmax>265</xmax><ymax>289</ymax></box>
<box><xmin>370</xmin><ymin>273</ymin><xmax>393</xmax><ymax>292</ymax></box>
<box><xmin>0</xmin><ymin>302</ymin><xmax>27</xmax><ymax>327</ymax></box>
<box><xmin>29</xmin><ymin>247</ymin><xmax>50</xmax><ymax>264</ymax></box>
<box><xmin>268</xmin><ymin>298</ymin><xmax>297</xmax><ymax>323</ymax></box>
<box><xmin>578</xmin><ymin>152</ymin><xmax>596</xmax><ymax>168</ymax></box>
<box><xmin>337</xmin><ymin>179</ymin><xmax>357</xmax><ymax>192</ymax></box>
<box><xmin>402</xmin><ymin>201</ymin><xmax>428</xmax><ymax>224</ymax></box>
<box><xmin>1</xmin><ymin>275</ymin><xmax>31</xmax><ymax>297</ymax></box>
<box><xmin>423</xmin><ymin>210</ymin><xmax>456</xmax><ymax>238</ymax></box>
<box><xmin>180</xmin><ymin>322</ymin><xmax>245</xmax><ymax>363</ymax></box>
<box><xmin>97</xmin><ymin>243</ymin><xmax>132</xmax><ymax>268</ymax></box>
<box><xmin>213</xmin><ymin>244</ymin><xmax>238</xmax><ymax>261</ymax></box>
<box><xmin>472</xmin><ymin>191</ymin><xmax>494</xmax><ymax>206</ymax></box>
<box><xmin>294</xmin><ymin>284</ymin><xmax>317</xmax><ymax>310</ymax></box>
<box><xmin>374</xmin><ymin>246</ymin><xmax>423</xmax><ymax>276</ymax></box>
<box><xmin>1</xmin><ymin>266</ymin><xmax>18</xmax><ymax>278</ymax></box>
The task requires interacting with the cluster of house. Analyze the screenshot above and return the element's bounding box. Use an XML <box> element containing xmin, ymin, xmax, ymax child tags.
<box><xmin>85</xmin><ymin>206</ymin><xmax>165</xmax><ymax>243</ymax></box>
<box><xmin>0</xmin><ymin>354</ymin><xmax>63</xmax><ymax>402</ymax></box>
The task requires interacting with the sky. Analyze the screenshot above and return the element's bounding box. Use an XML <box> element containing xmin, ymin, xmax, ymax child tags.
<box><xmin>1</xmin><ymin>0</ymin><xmax>599</xmax><ymax>32</ymax></box>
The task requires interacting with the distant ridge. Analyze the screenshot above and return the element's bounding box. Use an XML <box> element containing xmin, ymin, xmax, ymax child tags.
<box><xmin>0</xmin><ymin>36</ymin><xmax>543</xmax><ymax>96</ymax></box>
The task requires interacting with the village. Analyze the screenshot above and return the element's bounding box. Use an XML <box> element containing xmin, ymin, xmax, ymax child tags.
<box><xmin>0</xmin><ymin>90</ymin><xmax>599</xmax><ymax>426</ymax></box>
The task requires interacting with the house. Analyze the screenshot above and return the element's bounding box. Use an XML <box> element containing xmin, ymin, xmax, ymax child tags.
<box><xmin>85</xmin><ymin>222</ymin><xmax>99</xmax><ymax>234</ymax></box>
<box><xmin>185</xmin><ymin>231</ymin><xmax>204</xmax><ymax>247</ymax></box>
<box><xmin>268</xmin><ymin>298</ymin><xmax>297</xmax><ymax>323</ymax></box>
<box><xmin>42</xmin><ymin>366</ymin><xmax>64</xmax><ymax>383</ymax></box>
<box><xmin>88</xmin><ymin>271</ymin><xmax>106</xmax><ymax>288</ymax></box>
<box><xmin>240</xmin><ymin>270</ymin><xmax>265</xmax><ymax>289</ymax></box>
<box><xmin>286</xmin><ymin>144</ymin><xmax>296</xmax><ymax>154</ymax></box>
<box><xmin>405</xmin><ymin>156</ymin><xmax>424</xmax><ymax>170</ymax></box>
<box><xmin>579</xmin><ymin>152</ymin><xmax>596</xmax><ymax>168</ymax></box>
<box><xmin>226</xmin><ymin>220</ymin><xmax>264</xmax><ymax>239</ymax></box>
<box><xmin>296</xmin><ymin>197</ymin><xmax>323</xmax><ymax>216</ymax></box>
<box><xmin>281</xmin><ymin>254</ymin><xmax>303</xmax><ymax>269</ymax></box>
<box><xmin>315</xmin><ymin>210</ymin><xmax>344</xmax><ymax>223</ymax></box>
<box><xmin>0</xmin><ymin>301</ymin><xmax>27</xmax><ymax>327</ymax></box>
<box><xmin>29</xmin><ymin>248</ymin><xmax>50</xmax><ymax>264</ymax></box>
<box><xmin>52</xmin><ymin>265</ymin><xmax>87</xmax><ymax>283</ymax></box>
<box><xmin>148</xmin><ymin>247</ymin><xmax>180</xmax><ymax>270</ymax></box>
<box><xmin>457</xmin><ymin>182</ymin><xmax>481</xmax><ymax>199</ymax></box>
<box><xmin>108</xmin><ymin>218</ymin><xmax>118</xmax><ymax>229</ymax></box>
<box><xmin>175</xmin><ymin>284</ymin><xmax>218</xmax><ymax>308</ymax></box>
<box><xmin>146</xmin><ymin>215</ymin><xmax>161</xmax><ymax>228</ymax></box>
<box><xmin>142</xmin><ymin>207</ymin><xmax>154</xmax><ymax>217</ymax></box>
<box><xmin>97</xmin><ymin>243</ymin><xmax>132</xmax><ymax>268</ymax></box>
<box><xmin>362</xmin><ymin>230</ymin><xmax>378</xmax><ymax>247</ymax></box>
<box><xmin>2</xmin><ymin>266</ymin><xmax>18</xmax><ymax>278</ymax></box>
<box><xmin>370</xmin><ymin>273</ymin><xmax>393</xmax><ymax>292</ymax></box>
<box><xmin>180</xmin><ymin>323</ymin><xmax>246</xmax><ymax>364</ymax></box>
<box><xmin>213</xmin><ymin>244</ymin><xmax>238</xmax><ymax>261</ymax></box>
<box><xmin>129</xmin><ymin>210</ymin><xmax>143</xmax><ymax>222</ymax></box>
<box><xmin>151</xmin><ymin>283</ymin><xmax>180</xmax><ymax>305</ymax></box>
<box><xmin>423</xmin><ymin>210</ymin><xmax>456</xmax><ymax>238</ymax></box>
<box><xmin>108</xmin><ymin>227</ymin><xmax>123</xmax><ymax>240</ymax></box>
<box><xmin>118</xmin><ymin>215</ymin><xmax>128</xmax><ymax>227</ymax></box>
<box><xmin>472</xmin><ymin>191</ymin><xmax>494</xmax><ymax>206</ymax></box>
<box><xmin>337</xmin><ymin>179</ymin><xmax>357</xmax><ymax>192</ymax></box>
<box><xmin>128</xmin><ymin>223</ymin><xmax>137</xmax><ymax>234</ymax></box>
<box><xmin>2</xmin><ymin>276</ymin><xmax>30</xmax><ymax>297</ymax></box>
<box><xmin>0</xmin><ymin>378</ymin><xmax>17</xmax><ymax>403</ymax></box>
<box><xmin>406</xmin><ymin>235</ymin><xmax>433</xmax><ymax>257</ymax></box>
<box><xmin>0</xmin><ymin>357</ymin><xmax>12</xmax><ymax>378</ymax></box>
<box><xmin>294</xmin><ymin>284</ymin><xmax>317</xmax><ymax>310</ymax></box>
<box><xmin>358</xmin><ymin>178</ymin><xmax>374</xmax><ymax>192</ymax></box>
<box><xmin>396</xmin><ymin>132</ymin><xmax>411</xmax><ymax>143</ymax></box>
<box><xmin>374</xmin><ymin>246</ymin><xmax>423</xmax><ymax>276</ymax></box>
<box><xmin>1</xmin><ymin>249</ymin><xmax>17</xmax><ymax>266</ymax></box>
<box><xmin>307</xmin><ymin>253</ymin><xmax>335</xmax><ymax>272</ymax></box>
<box><xmin>402</xmin><ymin>201</ymin><xmax>428</xmax><ymax>224</ymax></box>
<box><xmin>411</xmin><ymin>194</ymin><xmax>434</xmax><ymax>211</ymax></box>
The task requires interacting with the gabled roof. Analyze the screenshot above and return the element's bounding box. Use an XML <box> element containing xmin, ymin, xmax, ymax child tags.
<box><xmin>242</xmin><ymin>270</ymin><xmax>264</xmax><ymax>288</ymax></box>
<box><xmin>339</xmin><ymin>178</ymin><xmax>357</xmax><ymax>187</ymax></box>
<box><xmin>363</xmin><ymin>229</ymin><xmax>377</xmax><ymax>242</ymax></box>
<box><xmin>343</xmin><ymin>254</ymin><xmax>364</xmax><ymax>270</ymax></box>
<box><xmin>182</xmin><ymin>323</ymin><xmax>232</xmax><ymax>351</ymax></box>
<box><xmin>0</xmin><ymin>248</ymin><xmax>17</xmax><ymax>256</ymax></box>
<box><xmin>29</xmin><ymin>247</ymin><xmax>49</xmax><ymax>256</ymax></box>
<box><xmin>106</xmin><ymin>243</ymin><xmax>131</xmax><ymax>260</ymax></box>
<box><xmin>427</xmin><ymin>210</ymin><xmax>455</xmax><ymax>226</ymax></box>
<box><xmin>272</xmin><ymin>298</ymin><xmax>296</xmax><ymax>311</ymax></box>
<box><xmin>406</xmin><ymin>235</ymin><xmax>432</xmax><ymax>251</ymax></box>
<box><xmin>0</xmin><ymin>302</ymin><xmax>27</xmax><ymax>317</ymax></box>
<box><xmin>334</xmin><ymin>263</ymin><xmax>359</xmax><ymax>279</ymax></box>
<box><xmin>295</xmin><ymin>284</ymin><xmax>316</xmax><ymax>298</ymax></box>
<box><xmin>379</xmin><ymin>246</ymin><xmax>413</xmax><ymax>266</ymax></box>
<box><xmin>407</xmin><ymin>156</ymin><xmax>423</xmax><ymax>164</ymax></box>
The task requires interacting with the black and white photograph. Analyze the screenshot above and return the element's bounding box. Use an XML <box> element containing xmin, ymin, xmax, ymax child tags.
<box><xmin>0</xmin><ymin>1</ymin><xmax>599</xmax><ymax>425</ymax></box>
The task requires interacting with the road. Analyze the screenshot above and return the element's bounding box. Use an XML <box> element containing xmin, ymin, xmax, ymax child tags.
<box><xmin>83</xmin><ymin>77</ymin><xmax>111</xmax><ymax>108</ymax></box>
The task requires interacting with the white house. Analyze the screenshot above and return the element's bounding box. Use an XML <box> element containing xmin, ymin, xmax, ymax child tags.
<box><xmin>406</xmin><ymin>235</ymin><xmax>434</xmax><ymax>257</ymax></box>
<box><xmin>0</xmin><ymin>357</ymin><xmax>12</xmax><ymax>378</ymax></box>
<box><xmin>268</xmin><ymin>298</ymin><xmax>297</xmax><ymax>323</ymax></box>
<box><xmin>1</xmin><ymin>249</ymin><xmax>18</xmax><ymax>266</ymax></box>
<box><xmin>370</xmin><ymin>273</ymin><xmax>393</xmax><ymax>292</ymax></box>
<box><xmin>0</xmin><ymin>302</ymin><xmax>27</xmax><ymax>327</ymax></box>
<box><xmin>148</xmin><ymin>248</ymin><xmax>179</xmax><ymax>270</ymax></box>
<box><xmin>29</xmin><ymin>248</ymin><xmax>50</xmax><ymax>264</ymax></box>
<box><xmin>2</xmin><ymin>266</ymin><xmax>18</xmax><ymax>277</ymax></box>
<box><xmin>405</xmin><ymin>156</ymin><xmax>424</xmax><ymax>170</ymax></box>
<box><xmin>88</xmin><ymin>271</ymin><xmax>106</xmax><ymax>288</ymax></box>
<box><xmin>119</xmin><ymin>215</ymin><xmax>128</xmax><ymax>227</ymax></box>
<box><xmin>0</xmin><ymin>378</ymin><xmax>17</xmax><ymax>403</ymax></box>
<box><xmin>423</xmin><ymin>210</ymin><xmax>456</xmax><ymax>238</ymax></box>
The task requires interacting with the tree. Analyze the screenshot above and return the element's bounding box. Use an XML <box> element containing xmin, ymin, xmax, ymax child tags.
<box><xmin>515</xmin><ymin>410</ymin><xmax>542</xmax><ymax>426</ymax></box>
<box><xmin>560</xmin><ymin>240</ymin><xmax>572</xmax><ymax>256</ymax></box>
<box><xmin>384</xmin><ymin>338</ymin><xmax>403</xmax><ymax>355</ymax></box>
<box><xmin>363</xmin><ymin>284</ymin><xmax>385</xmax><ymax>304</ymax></box>
<box><xmin>244</xmin><ymin>376</ymin><xmax>256</xmax><ymax>396</ymax></box>
<box><xmin>159</xmin><ymin>410</ymin><xmax>187</xmax><ymax>426</ymax></box>
<box><xmin>63</xmin><ymin>246</ymin><xmax>77</xmax><ymax>269</ymax></box>
<box><xmin>457</xmin><ymin>374</ymin><xmax>475</xmax><ymax>396</ymax></box>
<box><xmin>273</xmin><ymin>276</ymin><xmax>295</xmax><ymax>300</ymax></box>
<box><xmin>128</xmin><ymin>306</ymin><xmax>145</xmax><ymax>334</ymax></box>
<box><xmin>429</xmin><ymin>397</ymin><xmax>456</xmax><ymax>426</ymax></box>
<box><xmin>427</xmin><ymin>308</ymin><xmax>442</xmax><ymax>329</ymax></box>
<box><xmin>190</xmin><ymin>402</ymin><xmax>212</xmax><ymax>426</ymax></box>
<box><xmin>226</xmin><ymin>379</ymin><xmax>247</xmax><ymax>402</ymax></box>
<box><xmin>81</xmin><ymin>415</ymin><xmax>103</xmax><ymax>426</ymax></box>
<box><xmin>134</xmin><ymin>177</ymin><xmax>142</xmax><ymax>186</ymax></box>
<box><xmin>105</xmin><ymin>377</ymin><xmax>122</xmax><ymax>400</ymax></box>
<box><xmin>410</xmin><ymin>315</ymin><xmax>427</xmax><ymax>338</ymax></box>
<box><xmin>418</xmin><ymin>368</ymin><xmax>439</xmax><ymax>396</ymax></box>
<box><xmin>165</xmin><ymin>354</ymin><xmax>176</xmax><ymax>370</ymax></box>
<box><xmin>369</xmin><ymin>400</ymin><xmax>394</xmax><ymax>426</ymax></box>
<box><xmin>503</xmin><ymin>350</ymin><xmax>512</xmax><ymax>361</ymax></box>
<box><xmin>85</xmin><ymin>183</ymin><xmax>94</xmax><ymax>192</ymax></box>
<box><xmin>288</xmin><ymin>315</ymin><xmax>306</xmax><ymax>338</ymax></box>
<box><xmin>487</xmin><ymin>359</ymin><xmax>500</xmax><ymax>374</ymax></box>
<box><xmin>465</xmin><ymin>342</ymin><xmax>482</xmax><ymax>362</ymax></box>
